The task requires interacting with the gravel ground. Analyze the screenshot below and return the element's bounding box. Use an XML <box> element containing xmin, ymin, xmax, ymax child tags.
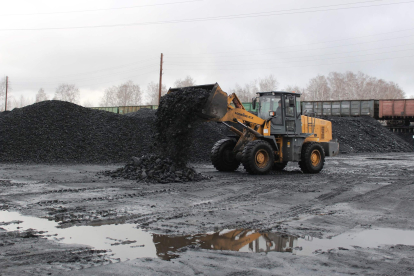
<box><xmin>0</xmin><ymin>153</ymin><xmax>414</xmax><ymax>275</ymax></box>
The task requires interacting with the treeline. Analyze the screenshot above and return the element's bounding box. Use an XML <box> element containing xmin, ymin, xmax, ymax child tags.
<box><xmin>286</xmin><ymin>71</ymin><xmax>406</xmax><ymax>101</ymax></box>
<box><xmin>0</xmin><ymin>72</ymin><xmax>408</xmax><ymax>111</ymax></box>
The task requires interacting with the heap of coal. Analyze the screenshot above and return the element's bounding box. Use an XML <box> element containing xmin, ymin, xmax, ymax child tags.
<box><xmin>0</xmin><ymin>100</ymin><xmax>229</xmax><ymax>164</ymax></box>
<box><xmin>154</xmin><ymin>87</ymin><xmax>211</xmax><ymax>163</ymax></box>
<box><xmin>0</xmin><ymin>101</ymin><xmax>154</xmax><ymax>163</ymax></box>
<box><xmin>102</xmin><ymin>154</ymin><xmax>207</xmax><ymax>183</ymax></box>
<box><xmin>104</xmin><ymin>87</ymin><xmax>215</xmax><ymax>183</ymax></box>
<box><xmin>326</xmin><ymin>116</ymin><xmax>414</xmax><ymax>153</ymax></box>
<box><xmin>1</xmin><ymin>99</ymin><xmax>412</xmax><ymax>166</ymax></box>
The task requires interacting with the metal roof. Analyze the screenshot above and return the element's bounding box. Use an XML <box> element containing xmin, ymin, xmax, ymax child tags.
<box><xmin>256</xmin><ymin>91</ymin><xmax>302</xmax><ymax>96</ymax></box>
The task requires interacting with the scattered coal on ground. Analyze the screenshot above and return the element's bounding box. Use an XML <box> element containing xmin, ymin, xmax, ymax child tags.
<box><xmin>325</xmin><ymin>116</ymin><xmax>414</xmax><ymax>154</ymax></box>
<box><xmin>105</xmin><ymin>87</ymin><xmax>218</xmax><ymax>183</ymax></box>
<box><xmin>102</xmin><ymin>154</ymin><xmax>208</xmax><ymax>183</ymax></box>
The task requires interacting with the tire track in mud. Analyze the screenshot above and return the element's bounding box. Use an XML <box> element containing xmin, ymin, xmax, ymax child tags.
<box><xmin>130</xmin><ymin>173</ymin><xmax>330</xmax><ymax>230</ymax></box>
<box><xmin>349</xmin><ymin>180</ymin><xmax>414</xmax><ymax>203</ymax></box>
<box><xmin>28</xmin><ymin>188</ymin><xmax>173</xmax><ymax>207</ymax></box>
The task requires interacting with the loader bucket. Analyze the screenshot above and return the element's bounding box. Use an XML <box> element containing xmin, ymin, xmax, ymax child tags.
<box><xmin>168</xmin><ymin>83</ymin><xmax>228</xmax><ymax>120</ymax></box>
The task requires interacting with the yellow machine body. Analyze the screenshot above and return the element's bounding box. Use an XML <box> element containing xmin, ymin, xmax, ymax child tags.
<box><xmin>168</xmin><ymin>83</ymin><xmax>339</xmax><ymax>174</ymax></box>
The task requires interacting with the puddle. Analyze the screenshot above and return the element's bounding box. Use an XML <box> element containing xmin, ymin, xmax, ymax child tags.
<box><xmin>1</xmin><ymin>211</ymin><xmax>414</xmax><ymax>261</ymax></box>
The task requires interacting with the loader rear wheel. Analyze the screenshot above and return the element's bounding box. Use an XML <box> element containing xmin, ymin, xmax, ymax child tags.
<box><xmin>242</xmin><ymin>140</ymin><xmax>274</xmax><ymax>175</ymax></box>
<box><xmin>211</xmin><ymin>138</ymin><xmax>240</xmax><ymax>171</ymax></box>
<box><xmin>299</xmin><ymin>142</ymin><xmax>325</xmax><ymax>174</ymax></box>
<box><xmin>273</xmin><ymin>161</ymin><xmax>288</xmax><ymax>171</ymax></box>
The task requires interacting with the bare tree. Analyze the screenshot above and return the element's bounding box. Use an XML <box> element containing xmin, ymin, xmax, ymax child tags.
<box><xmin>229</xmin><ymin>82</ymin><xmax>258</xmax><ymax>102</ymax></box>
<box><xmin>324</xmin><ymin>71</ymin><xmax>405</xmax><ymax>100</ymax></box>
<box><xmin>258</xmin><ymin>74</ymin><xmax>279</xmax><ymax>92</ymax></box>
<box><xmin>54</xmin><ymin>84</ymin><xmax>80</xmax><ymax>104</ymax></box>
<box><xmin>35</xmin><ymin>88</ymin><xmax>48</xmax><ymax>103</ymax></box>
<box><xmin>82</xmin><ymin>100</ymin><xmax>94</xmax><ymax>107</ymax></box>
<box><xmin>174</xmin><ymin>76</ymin><xmax>196</xmax><ymax>88</ymax></box>
<box><xmin>284</xmin><ymin>85</ymin><xmax>307</xmax><ymax>100</ymax></box>
<box><xmin>306</xmin><ymin>75</ymin><xmax>331</xmax><ymax>101</ymax></box>
<box><xmin>228</xmin><ymin>75</ymin><xmax>279</xmax><ymax>102</ymax></box>
<box><xmin>145</xmin><ymin>81</ymin><xmax>167</xmax><ymax>105</ymax></box>
<box><xmin>100</xmin><ymin>80</ymin><xmax>142</xmax><ymax>106</ymax></box>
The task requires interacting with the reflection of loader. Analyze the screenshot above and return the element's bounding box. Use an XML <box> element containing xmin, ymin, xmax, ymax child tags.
<box><xmin>152</xmin><ymin>229</ymin><xmax>298</xmax><ymax>260</ymax></box>
<box><xmin>169</xmin><ymin>83</ymin><xmax>339</xmax><ymax>174</ymax></box>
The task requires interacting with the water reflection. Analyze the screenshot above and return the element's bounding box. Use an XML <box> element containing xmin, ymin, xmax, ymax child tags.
<box><xmin>2</xmin><ymin>211</ymin><xmax>414</xmax><ymax>262</ymax></box>
<box><xmin>153</xmin><ymin>230</ymin><xmax>298</xmax><ymax>260</ymax></box>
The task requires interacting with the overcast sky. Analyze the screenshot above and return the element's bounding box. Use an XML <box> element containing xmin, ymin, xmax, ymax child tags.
<box><xmin>1</xmin><ymin>0</ymin><xmax>414</xmax><ymax>106</ymax></box>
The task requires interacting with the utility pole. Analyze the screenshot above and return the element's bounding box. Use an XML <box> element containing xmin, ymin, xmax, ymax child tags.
<box><xmin>4</xmin><ymin>76</ymin><xmax>8</xmax><ymax>111</ymax></box>
<box><xmin>158</xmin><ymin>53</ymin><xmax>163</xmax><ymax>105</ymax></box>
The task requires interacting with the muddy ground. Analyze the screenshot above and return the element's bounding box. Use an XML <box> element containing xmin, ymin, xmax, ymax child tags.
<box><xmin>1</xmin><ymin>153</ymin><xmax>414</xmax><ymax>275</ymax></box>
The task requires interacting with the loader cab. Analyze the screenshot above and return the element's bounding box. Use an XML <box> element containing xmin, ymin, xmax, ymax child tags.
<box><xmin>253</xmin><ymin>92</ymin><xmax>302</xmax><ymax>135</ymax></box>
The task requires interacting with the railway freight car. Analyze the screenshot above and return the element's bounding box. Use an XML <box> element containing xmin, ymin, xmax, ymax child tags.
<box><xmin>302</xmin><ymin>100</ymin><xmax>379</xmax><ymax>118</ymax></box>
<box><xmin>379</xmin><ymin>99</ymin><xmax>414</xmax><ymax>126</ymax></box>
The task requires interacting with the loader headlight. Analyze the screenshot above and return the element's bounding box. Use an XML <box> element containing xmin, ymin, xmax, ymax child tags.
<box><xmin>269</xmin><ymin>111</ymin><xmax>275</xmax><ymax>117</ymax></box>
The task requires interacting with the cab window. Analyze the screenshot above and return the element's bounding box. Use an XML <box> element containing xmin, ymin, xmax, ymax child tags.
<box><xmin>285</xmin><ymin>98</ymin><xmax>295</xmax><ymax>117</ymax></box>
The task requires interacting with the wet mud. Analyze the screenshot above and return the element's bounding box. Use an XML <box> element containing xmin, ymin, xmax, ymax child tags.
<box><xmin>1</xmin><ymin>153</ymin><xmax>414</xmax><ymax>275</ymax></box>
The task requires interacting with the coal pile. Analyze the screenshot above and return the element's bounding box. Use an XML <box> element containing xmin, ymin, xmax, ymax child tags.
<box><xmin>125</xmin><ymin>109</ymin><xmax>230</xmax><ymax>163</ymax></box>
<box><xmin>102</xmin><ymin>155</ymin><xmax>207</xmax><ymax>183</ymax></box>
<box><xmin>0</xmin><ymin>101</ymin><xmax>155</xmax><ymax>163</ymax></box>
<box><xmin>154</xmin><ymin>87</ymin><xmax>212</xmax><ymax>164</ymax></box>
<box><xmin>124</xmin><ymin>108</ymin><xmax>156</xmax><ymax>119</ymax></box>
<box><xmin>105</xmin><ymin>87</ymin><xmax>217</xmax><ymax>183</ymax></box>
<box><xmin>394</xmin><ymin>132</ymin><xmax>414</xmax><ymax>147</ymax></box>
<box><xmin>326</xmin><ymin>116</ymin><xmax>414</xmax><ymax>153</ymax></box>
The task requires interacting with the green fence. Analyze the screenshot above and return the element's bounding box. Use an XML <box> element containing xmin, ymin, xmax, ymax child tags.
<box><xmin>91</xmin><ymin>107</ymin><xmax>119</xmax><ymax>113</ymax></box>
<box><xmin>91</xmin><ymin>103</ymin><xmax>253</xmax><ymax>115</ymax></box>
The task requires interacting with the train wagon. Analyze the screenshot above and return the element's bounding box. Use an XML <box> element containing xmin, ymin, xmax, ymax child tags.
<box><xmin>379</xmin><ymin>99</ymin><xmax>414</xmax><ymax>119</ymax></box>
<box><xmin>302</xmin><ymin>100</ymin><xmax>379</xmax><ymax>118</ymax></box>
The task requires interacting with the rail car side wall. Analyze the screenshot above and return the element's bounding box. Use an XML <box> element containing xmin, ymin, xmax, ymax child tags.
<box><xmin>302</xmin><ymin>100</ymin><xmax>378</xmax><ymax>118</ymax></box>
<box><xmin>379</xmin><ymin>99</ymin><xmax>414</xmax><ymax>119</ymax></box>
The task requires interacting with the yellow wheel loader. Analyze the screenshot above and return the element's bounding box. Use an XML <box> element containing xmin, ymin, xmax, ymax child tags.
<box><xmin>168</xmin><ymin>83</ymin><xmax>339</xmax><ymax>175</ymax></box>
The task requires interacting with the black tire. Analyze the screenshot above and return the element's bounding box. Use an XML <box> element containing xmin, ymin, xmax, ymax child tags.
<box><xmin>241</xmin><ymin>140</ymin><xmax>274</xmax><ymax>175</ymax></box>
<box><xmin>211</xmin><ymin>139</ymin><xmax>240</xmax><ymax>171</ymax></box>
<box><xmin>273</xmin><ymin>161</ymin><xmax>288</xmax><ymax>171</ymax></box>
<box><xmin>299</xmin><ymin>142</ymin><xmax>325</xmax><ymax>174</ymax></box>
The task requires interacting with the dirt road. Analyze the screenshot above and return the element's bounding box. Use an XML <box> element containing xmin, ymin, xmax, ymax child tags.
<box><xmin>1</xmin><ymin>153</ymin><xmax>414</xmax><ymax>275</ymax></box>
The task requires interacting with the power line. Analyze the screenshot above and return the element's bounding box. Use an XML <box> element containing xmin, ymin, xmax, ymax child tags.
<box><xmin>1</xmin><ymin>0</ymin><xmax>413</xmax><ymax>31</ymax></box>
<box><xmin>12</xmin><ymin>69</ymin><xmax>158</xmax><ymax>91</ymax></box>
<box><xmin>166</xmin><ymin>33</ymin><xmax>414</xmax><ymax>59</ymax></box>
<box><xmin>13</xmin><ymin>57</ymin><xmax>159</xmax><ymax>81</ymax></box>
<box><xmin>0</xmin><ymin>0</ymin><xmax>203</xmax><ymax>16</ymax></box>
<box><xmin>168</xmin><ymin>43</ymin><xmax>414</xmax><ymax>66</ymax></box>
<box><xmin>14</xmin><ymin>65</ymin><xmax>160</xmax><ymax>85</ymax></box>
<box><xmin>167</xmin><ymin>47</ymin><xmax>414</xmax><ymax>67</ymax></box>
<box><xmin>166</xmin><ymin>27</ymin><xmax>414</xmax><ymax>56</ymax></box>
<box><xmin>164</xmin><ymin>53</ymin><xmax>414</xmax><ymax>71</ymax></box>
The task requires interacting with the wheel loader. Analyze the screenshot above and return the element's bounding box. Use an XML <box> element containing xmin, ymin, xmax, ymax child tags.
<box><xmin>168</xmin><ymin>83</ymin><xmax>339</xmax><ymax>175</ymax></box>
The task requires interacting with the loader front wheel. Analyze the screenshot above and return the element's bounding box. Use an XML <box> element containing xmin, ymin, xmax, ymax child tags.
<box><xmin>299</xmin><ymin>142</ymin><xmax>325</xmax><ymax>174</ymax></box>
<box><xmin>242</xmin><ymin>140</ymin><xmax>274</xmax><ymax>175</ymax></box>
<box><xmin>211</xmin><ymin>138</ymin><xmax>240</xmax><ymax>171</ymax></box>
